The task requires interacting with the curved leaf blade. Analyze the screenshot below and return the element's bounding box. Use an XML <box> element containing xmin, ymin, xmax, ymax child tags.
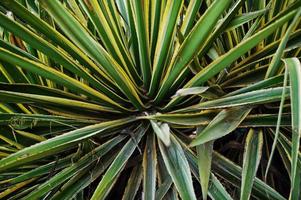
<box><xmin>190</xmin><ymin>107</ymin><xmax>251</xmax><ymax>146</ymax></box>
<box><xmin>241</xmin><ymin>129</ymin><xmax>263</xmax><ymax>200</ymax></box>
<box><xmin>283</xmin><ymin>58</ymin><xmax>301</xmax><ymax>200</ymax></box>
<box><xmin>158</xmin><ymin>135</ymin><xmax>197</xmax><ymax>200</ymax></box>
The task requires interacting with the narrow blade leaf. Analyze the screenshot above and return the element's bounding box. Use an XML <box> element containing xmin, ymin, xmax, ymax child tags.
<box><xmin>158</xmin><ymin>135</ymin><xmax>197</xmax><ymax>200</ymax></box>
<box><xmin>241</xmin><ymin>129</ymin><xmax>263</xmax><ymax>200</ymax></box>
<box><xmin>190</xmin><ymin>107</ymin><xmax>251</xmax><ymax>146</ymax></box>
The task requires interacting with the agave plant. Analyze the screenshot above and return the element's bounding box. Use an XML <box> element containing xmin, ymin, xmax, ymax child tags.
<box><xmin>0</xmin><ymin>0</ymin><xmax>300</xmax><ymax>199</ymax></box>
